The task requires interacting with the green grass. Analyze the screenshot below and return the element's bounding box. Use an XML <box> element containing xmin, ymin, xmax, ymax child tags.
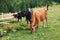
<box><xmin>0</xmin><ymin>5</ymin><xmax>60</xmax><ymax>40</ymax></box>
<box><xmin>0</xmin><ymin>19</ymin><xmax>12</xmax><ymax>22</ymax></box>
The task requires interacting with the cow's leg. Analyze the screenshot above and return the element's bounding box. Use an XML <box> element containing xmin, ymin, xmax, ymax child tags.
<box><xmin>35</xmin><ymin>19</ymin><xmax>40</xmax><ymax>32</ymax></box>
<box><xmin>27</xmin><ymin>20</ymin><xmax>29</xmax><ymax>26</ymax></box>
<box><xmin>35</xmin><ymin>13</ymin><xmax>40</xmax><ymax>32</ymax></box>
<box><xmin>30</xmin><ymin>24</ymin><xmax>34</xmax><ymax>34</ymax></box>
<box><xmin>18</xmin><ymin>18</ymin><xmax>19</xmax><ymax>22</ymax></box>
<box><xmin>20</xmin><ymin>18</ymin><xmax>22</xmax><ymax>22</ymax></box>
<box><xmin>27</xmin><ymin>20</ymin><xmax>30</xmax><ymax>27</ymax></box>
<box><xmin>46</xmin><ymin>16</ymin><xmax>48</xmax><ymax>27</ymax></box>
<box><xmin>30</xmin><ymin>16</ymin><xmax>35</xmax><ymax>33</ymax></box>
<box><xmin>45</xmin><ymin>13</ymin><xmax>48</xmax><ymax>27</ymax></box>
<box><xmin>42</xmin><ymin>20</ymin><xmax>44</xmax><ymax>28</ymax></box>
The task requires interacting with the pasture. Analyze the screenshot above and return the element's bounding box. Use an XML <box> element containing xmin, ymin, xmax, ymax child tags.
<box><xmin>0</xmin><ymin>5</ymin><xmax>60</xmax><ymax>40</ymax></box>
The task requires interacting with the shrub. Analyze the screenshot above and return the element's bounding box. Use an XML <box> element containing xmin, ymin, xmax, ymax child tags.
<box><xmin>0</xmin><ymin>29</ymin><xmax>8</xmax><ymax>37</ymax></box>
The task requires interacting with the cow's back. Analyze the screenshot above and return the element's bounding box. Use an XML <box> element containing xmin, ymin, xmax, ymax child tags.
<box><xmin>32</xmin><ymin>8</ymin><xmax>47</xmax><ymax>21</ymax></box>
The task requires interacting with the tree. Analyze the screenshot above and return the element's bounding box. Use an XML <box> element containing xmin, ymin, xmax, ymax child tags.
<box><xmin>0</xmin><ymin>0</ymin><xmax>60</xmax><ymax>13</ymax></box>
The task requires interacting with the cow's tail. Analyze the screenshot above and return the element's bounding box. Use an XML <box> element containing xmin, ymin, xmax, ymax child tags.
<box><xmin>46</xmin><ymin>0</ymin><xmax>49</xmax><ymax>11</ymax></box>
<box><xmin>47</xmin><ymin>4</ymin><xmax>49</xmax><ymax>10</ymax></box>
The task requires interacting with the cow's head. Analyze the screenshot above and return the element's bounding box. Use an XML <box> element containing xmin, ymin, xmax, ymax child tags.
<box><xmin>13</xmin><ymin>14</ymin><xmax>18</xmax><ymax>18</ymax></box>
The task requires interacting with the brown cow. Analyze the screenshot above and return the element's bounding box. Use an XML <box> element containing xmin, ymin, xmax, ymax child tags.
<box><xmin>30</xmin><ymin>8</ymin><xmax>48</xmax><ymax>33</ymax></box>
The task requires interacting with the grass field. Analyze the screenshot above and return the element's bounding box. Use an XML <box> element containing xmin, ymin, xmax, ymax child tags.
<box><xmin>0</xmin><ymin>5</ymin><xmax>60</xmax><ymax>40</ymax></box>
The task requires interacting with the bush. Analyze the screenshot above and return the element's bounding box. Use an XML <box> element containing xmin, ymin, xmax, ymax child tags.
<box><xmin>3</xmin><ymin>24</ymin><xmax>13</xmax><ymax>33</ymax></box>
<box><xmin>0</xmin><ymin>29</ymin><xmax>8</xmax><ymax>37</ymax></box>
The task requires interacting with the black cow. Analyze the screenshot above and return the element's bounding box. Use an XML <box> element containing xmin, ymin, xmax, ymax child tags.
<box><xmin>13</xmin><ymin>8</ymin><xmax>32</xmax><ymax>24</ymax></box>
<box><xmin>13</xmin><ymin>13</ymin><xmax>22</xmax><ymax>21</ymax></box>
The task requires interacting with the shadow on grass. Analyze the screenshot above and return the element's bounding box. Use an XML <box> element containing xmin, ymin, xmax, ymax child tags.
<box><xmin>57</xmin><ymin>18</ymin><xmax>60</xmax><ymax>21</ymax></box>
<box><xmin>20</xmin><ymin>27</ymin><xmax>30</xmax><ymax>30</ymax></box>
<box><xmin>0</xmin><ymin>19</ymin><xmax>9</xmax><ymax>22</ymax></box>
<box><xmin>0</xmin><ymin>24</ymin><xmax>4</xmax><ymax>27</ymax></box>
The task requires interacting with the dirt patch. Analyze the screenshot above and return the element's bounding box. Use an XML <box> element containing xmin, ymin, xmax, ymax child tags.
<box><xmin>0</xmin><ymin>13</ymin><xmax>16</xmax><ymax>20</ymax></box>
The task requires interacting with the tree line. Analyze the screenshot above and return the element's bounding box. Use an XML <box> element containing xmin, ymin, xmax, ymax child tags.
<box><xmin>0</xmin><ymin>0</ymin><xmax>60</xmax><ymax>13</ymax></box>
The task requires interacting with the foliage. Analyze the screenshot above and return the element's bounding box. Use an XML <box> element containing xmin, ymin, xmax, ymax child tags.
<box><xmin>0</xmin><ymin>0</ymin><xmax>59</xmax><ymax>13</ymax></box>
